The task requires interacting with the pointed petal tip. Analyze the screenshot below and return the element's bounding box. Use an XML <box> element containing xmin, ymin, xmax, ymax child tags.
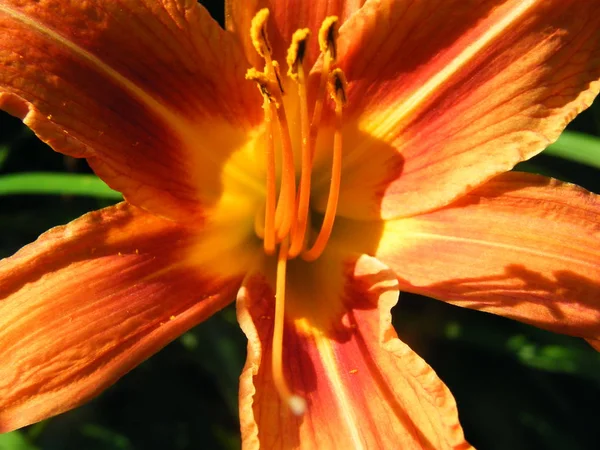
<box><xmin>375</xmin><ymin>172</ymin><xmax>600</xmax><ymax>341</ymax></box>
<box><xmin>0</xmin><ymin>203</ymin><xmax>242</xmax><ymax>432</ymax></box>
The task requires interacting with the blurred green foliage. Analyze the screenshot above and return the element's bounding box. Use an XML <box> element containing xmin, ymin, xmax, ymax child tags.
<box><xmin>1</xmin><ymin>1</ymin><xmax>600</xmax><ymax>450</ymax></box>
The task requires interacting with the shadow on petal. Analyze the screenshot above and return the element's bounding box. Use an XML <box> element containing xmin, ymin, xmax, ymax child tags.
<box><xmin>408</xmin><ymin>264</ymin><xmax>600</xmax><ymax>339</ymax></box>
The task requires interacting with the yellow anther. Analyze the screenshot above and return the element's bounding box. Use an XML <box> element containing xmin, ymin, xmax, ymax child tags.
<box><xmin>328</xmin><ymin>68</ymin><xmax>348</xmax><ymax>106</ymax></box>
<box><xmin>250</xmin><ymin>8</ymin><xmax>272</xmax><ymax>58</ymax></box>
<box><xmin>245</xmin><ymin>67</ymin><xmax>270</xmax><ymax>85</ymax></box>
<box><xmin>245</xmin><ymin>67</ymin><xmax>276</xmax><ymax>103</ymax></box>
<box><xmin>286</xmin><ymin>28</ymin><xmax>310</xmax><ymax>80</ymax></box>
<box><xmin>318</xmin><ymin>16</ymin><xmax>339</xmax><ymax>60</ymax></box>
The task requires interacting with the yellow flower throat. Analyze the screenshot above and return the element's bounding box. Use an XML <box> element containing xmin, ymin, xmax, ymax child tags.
<box><xmin>246</xmin><ymin>9</ymin><xmax>347</xmax><ymax>415</ymax></box>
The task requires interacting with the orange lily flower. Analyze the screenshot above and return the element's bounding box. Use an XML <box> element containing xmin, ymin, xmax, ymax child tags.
<box><xmin>1</xmin><ymin>0</ymin><xmax>600</xmax><ymax>448</ymax></box>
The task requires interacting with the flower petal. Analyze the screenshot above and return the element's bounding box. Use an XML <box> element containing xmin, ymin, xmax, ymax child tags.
<box><xmin>0</xmin><ymin>1</ymin><xmax>261</xmax><ymax>221</ymax></box>
<box><xmin>370</xmin><ymin>172</ymin><xmax>600</xmax><ymax>340</ymax></box>
<box><xmin>0</xmin><ymin>203</ymin><xmax>243</xmax><ymax>432</ymax></box>
<box><xmin>225</xmin><ymin>0</ymin><xmax>365</xmax><ymax>69</ymax></box>
<box><xmin>237</xmin><ymin>254</ymin><xmax>470</xmax><ymax>449</ymax></box>
<box><xmin>332</xmin><ymin>0</ymin><xmax>600</xmax><ymax>220</ymax></box>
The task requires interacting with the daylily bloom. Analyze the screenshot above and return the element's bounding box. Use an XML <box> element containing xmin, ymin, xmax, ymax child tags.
<box><xmin>1</xmin><ymin>0</ymin><xmax>600</xmax><ymax>448</ymax></box>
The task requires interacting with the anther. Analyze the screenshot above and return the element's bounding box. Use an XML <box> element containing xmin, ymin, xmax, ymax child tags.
<box><xmin>250</xmin><ymin>8</ymin><xmax>272</xmax><ymax>58</ymax></box>
<box><xmin>318</xmin><ymin>16</ymin><xmax>339</xmax><ymax>61</ymax></box>
<box><xmin>329</xmin><ymin>68</ymin><xmax>348</xmax><ymax>106</ymax></box>
<box><xmin>286</xmin><ymin>28</ymin><xmax>310</xmax><ymax>79</ymax></box>
<box><xmin>245</xmin><ymin>68</ymin><xmax>277</xmax><ymax>105</ymax></box>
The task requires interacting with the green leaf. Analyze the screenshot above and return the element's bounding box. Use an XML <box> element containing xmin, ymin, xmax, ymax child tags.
<box><xmin>0</xmin><ymin>173</ymin><xmax>122</xmax><ymax>199</ymax></box>
<box><xmin>0</xmin><ymin>431</ymin><xmax>39</xmax><ymax>450</ymax></box>
<box><xmin>506</xmin><ymin>335</ymin><xmax>600</xmax><ymax>381</ymax></box>
<box><xmin>80</xmin><ymin>424</ymin><xmax>133</xmax><ymax>450</ymax></box>
<box><xmin>0</xmin><ymin>146</ymin><xmax>9</xmax><ymax>170</ymax></box>
<box><xmin>544</xmin><ymin>130</ymin><xmax>600</xmax><ymax>169</ymax></box>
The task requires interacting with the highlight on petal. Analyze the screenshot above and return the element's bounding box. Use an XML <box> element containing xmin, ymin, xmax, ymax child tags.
<box><xmin>369</xmin><ymin>172</ymin><xmax>600</xmax><ymax>341</ymax></box>
<box><xmin>226</xmin><ymin>0</ymin><xmax>365</xmax><ymax>69</ymax></box>
<box><xmin>237</xmin><ymin>254</ymin><xmax>470</xmax><ymax>449</ymax></box>
<box><xmin>329</xmin><ymin>0</ymin><xmax>600</xmax><ymax>220</ymax></box>
<box><xmin>0</xmin><ymin>203</ymin><xmax>243</xmax><ymax>432</ymax></box>
<box><xmin>0</xmin><ymin>1</ymin><xmax>262</xmax><ymax>221</ymax></box>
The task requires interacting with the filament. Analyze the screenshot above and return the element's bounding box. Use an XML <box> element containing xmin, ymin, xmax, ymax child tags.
<box><xmin>272</xmin><ymin>238</ymin><xmax>306</xmax><ymax>415</ymax></box>
<box><xmin>302</xmin><ymin>97</ymin><xmax>343</xmax><ymax>261</ymax></box>
<box><xmin>288</xmin><ymin>63</ymin><xmax>311</xmax><ymax>257</ymax></box>
<box><xmin>263</xmin><ymin>98</ymin><xmax>277</xmax><ymax>254</ymax></box>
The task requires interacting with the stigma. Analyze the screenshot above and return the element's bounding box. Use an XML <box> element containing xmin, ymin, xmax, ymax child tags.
<box><xmin>246</xmin><ymin>9</ymin><xmax>347</xmax><ymax>416</ymax></box>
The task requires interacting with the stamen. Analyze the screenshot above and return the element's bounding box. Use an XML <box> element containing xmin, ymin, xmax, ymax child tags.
<box><xmin>272</xmin><ymin>238</ymin><xmax>306</xmax><ymax>415</ymax></box>
<box><xmin>302</xmin><ymin>69</ymin><xmax>347</xmax><ymax>262</ymax></box>
<box><xmin>287</xmin><ymin>29</ymin><xmax>312</xmax><ymax>257</ymax></box>
<box><xmin>250</xmin><ymin>8</ymin><xmax>284</xmax><ymax>97</ymax></box>
<box><xmin>246</xmin><ymin>68</ymin><xmax>278</xmax><ymax>254</ymax></box>
<box><xmin>310</xmin><ymin>16</ymin><xmax>339</xmax><ymax>159</ymax></box>
<box><xmin>246</xmin><ymin>9</ymin><xmax>350</xmax><ymax>416</ymax></box>
<box><xmin>248</xmin><ymin>10</ymin><xmax>294</xmax><ymax>243</ymax></box>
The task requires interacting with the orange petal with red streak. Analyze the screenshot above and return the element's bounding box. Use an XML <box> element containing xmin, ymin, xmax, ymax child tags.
<box><xmin>0</xmin><ymin>1</ymin><xmax>261</xmax><ymax>221</ymax></box>
<box><xmin>0</xmin><ymin>203</ymin><xmax>242</xmax><ymax>432</ymax></box>
<box><xmin>370</xmin><ymin>172</ymin><xmax>600</xmax><ymax>340</ymax></box>
<box><xmin>323</xmin><ymin>0</ymin><xmax>600</xmax><ymax>220</ymax></box>
<box><xmin>237</xmin><ymin>254</ymin><xmax>470</xmax><ymax>450</ymax></box>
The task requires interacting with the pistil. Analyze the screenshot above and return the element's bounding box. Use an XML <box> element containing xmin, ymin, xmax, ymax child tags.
<box><xmin>272</xmin><ymin>237</ymin><xmax>306</xmax><ymax>415</ymax></box>
<box><xmin>247</xmin><ymin>9</ymin><xmax>347</xmax><ymax>416</ymax></box>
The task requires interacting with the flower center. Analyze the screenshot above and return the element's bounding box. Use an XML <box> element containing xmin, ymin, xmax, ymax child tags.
<box><xmin>246</xmin><ymin>9</ymin><xmax>348</xmax><ymax>415</ymax></box>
